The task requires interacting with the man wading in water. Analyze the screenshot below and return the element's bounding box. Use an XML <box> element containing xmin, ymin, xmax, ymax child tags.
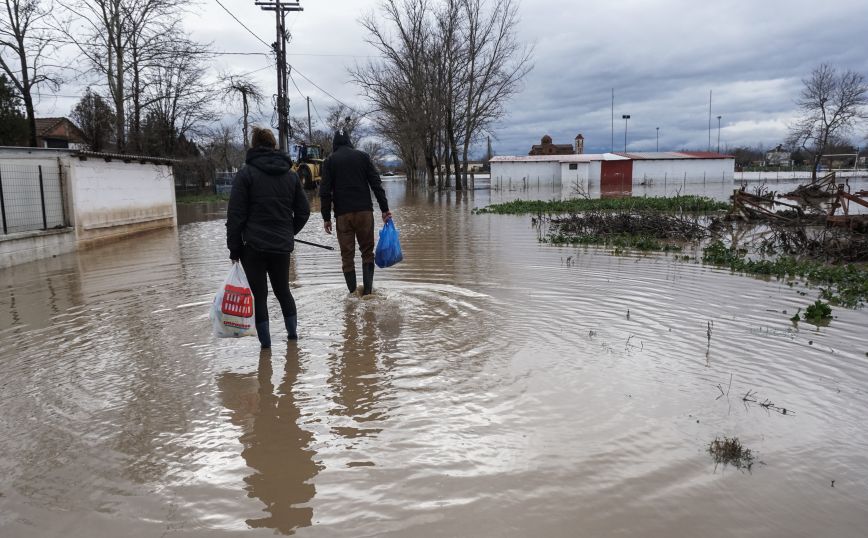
<box><xmin>320</xmin><ymin>129</ymin><xmax>392</xmax><ymax>296</ymax></box>
<box><xmin>227</xmin><ymin>127</ymin><xmax>310</xmax><ymax>347</ymax></box>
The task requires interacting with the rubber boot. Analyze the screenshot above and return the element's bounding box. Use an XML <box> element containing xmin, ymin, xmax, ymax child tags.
<box><xmin>256</xmin><ymin>321</ymin><xmax>271</xmax><ymax>348</ymax></box>
<box><xmin>284</xmin><ymin>315</ymin><xmax>298</xmax><ymax>340</ymax></box>
<box><xmin>343</xmin><ymin>271</ymin><xmax>357</xmax><ymax>294</ymax></box>
<box><xmin>362</xmin><ymin>262</ymin><xmax>375</xmax><ymax>296</ymax></box>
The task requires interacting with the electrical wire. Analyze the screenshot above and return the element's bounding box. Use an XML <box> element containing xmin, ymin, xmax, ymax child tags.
<box><xmin>213</xmin><ymin>0</ymin><xmax>272</xmax><ymax>49</ymax></box>
<box><xmin>289</xmin><ymin>64</ymin><xmax>359</xmax><ymax>114</ymax></box>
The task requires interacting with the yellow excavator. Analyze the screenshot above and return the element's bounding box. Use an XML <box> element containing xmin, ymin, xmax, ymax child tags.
<box><xmin>291</xmin><ymin>142</ymin><xmax>324</xmax><ymax>189</ymax></box>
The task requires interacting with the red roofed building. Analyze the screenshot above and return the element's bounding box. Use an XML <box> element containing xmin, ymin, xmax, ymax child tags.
<box><xmin>34</xmin><ymin>118</ymin><xmax>86</xmax><ymax>149</ymax></box>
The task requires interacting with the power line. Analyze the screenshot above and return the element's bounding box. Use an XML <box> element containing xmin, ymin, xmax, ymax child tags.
<box><xmin>310</xmin><ymin>98</ymin><xmax>325</xmax><ymax>128</ymax></box>
<box><xmin>214</xmin><ymin>0</ymin><xmax>272</xmax><ymax>49</ymax></box>
<box><xmin>290</xmin><ymin>64</ymin><xmax>359</xmax><ymax>114</ymax></box>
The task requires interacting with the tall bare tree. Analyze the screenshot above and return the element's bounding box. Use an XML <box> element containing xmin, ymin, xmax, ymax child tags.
<box><xmin>221</xmin><ymin>73</ymin><xmax>265</xmax><ymax>150</ymax></box>
<box><xmin>56</xmin><ymin>0</ymin><xmax>189</xmax><ymax>152</ymax></box>
<box><xmin>788</xmin><ymin>64</ymin><xmax>868</xmax><ymax>180</ymax></box>
<box><xmin>144</xmin><ymin>41</ymin><xmax>216</xmax><ymax>151</ymax></box>
<box><xmin>353</xmin><ymin>0</ymin><xmax>531</xmax><ymax>190</ymax></box>
<box><xmin>0</xmin><ymin>0</ymin><xmax>61</xmax><ymax>147</ymax></box>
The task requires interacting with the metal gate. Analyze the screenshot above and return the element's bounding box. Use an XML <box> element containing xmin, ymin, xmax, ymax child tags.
<box><xmin>0</xmin><ymin>162</ymin><xmax>66</xmax><ymax>234</ymax></box>
<box><xmin>600</xmin><ymin>160</ymin><xmax>633</xmax><ymax>196</ymax></box>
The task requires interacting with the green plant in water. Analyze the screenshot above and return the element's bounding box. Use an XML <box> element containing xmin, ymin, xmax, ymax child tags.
<box><xmin>475</xmin><ymin>195</ymin><xmax>729</xmax><ymax>215</ymax></box>
<box><xmin>803</xmin><ymin>300</ymin><xmax>832</xmax><ymax>323</ymax></box>
<box><xmin>702</xmin><ymin>241</ymin><xmax>868</xmax><ymax>308</ymax></box>
<box><xmin>708</xmin><ymin>436</ymin><xmax>757</xmax><ymax>471</ymax></box>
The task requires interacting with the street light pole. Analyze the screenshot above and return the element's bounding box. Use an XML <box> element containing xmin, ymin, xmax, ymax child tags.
<box><xmin>716</xmin><ymin>115</ymin><xmax>722</xmax><ymax>154</ymax></box>
<box><xmin>622</xmin><ymin>114</ymin><xmax>630</xmax><ymax>152</ymax></box>
<box><xmin>656</xmin><ymin>126</ymin><xmax>659</xmax><ymax>152</ymax></box>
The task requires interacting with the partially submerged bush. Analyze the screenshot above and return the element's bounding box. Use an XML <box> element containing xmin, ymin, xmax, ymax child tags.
<box><xmin>709</xmin><ymin>436</ymin><xmax>756</xmax><ymax>470</ymax></box>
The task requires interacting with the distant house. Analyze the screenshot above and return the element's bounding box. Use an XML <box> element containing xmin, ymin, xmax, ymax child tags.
<box><xmin>35</xmin><ymin>117</ymin><xmax>86</xmax><ymax>149</ymax></box>
<box><xmin>764</xmin><ymin>144</ymin><xmax>791</xmax><ymax>167</ymax></box>
<box><xmin>529</xmin><ymin>134</ymin><xmax>584</xmax><ymax>156</ymax></box>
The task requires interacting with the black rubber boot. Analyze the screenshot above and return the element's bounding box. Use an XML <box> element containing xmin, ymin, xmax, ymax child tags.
<box><xmin>256</xmin><ymin>321</ymin><xmax>271</xmax><ymax>348</ymax></box>
<box><xmin>362</xmin><ymin>262</ymin><xmax>375</xmax><ymax>296</ymax></box>
<box><xmin>284</xmin><ymin>315</ymin><xmax>298</xmax><ymax>340</ymax></box>
<box><xmin>343</xmin><ymin>271</ymin><xmax>357</xmax><ymax>293</ymax></box>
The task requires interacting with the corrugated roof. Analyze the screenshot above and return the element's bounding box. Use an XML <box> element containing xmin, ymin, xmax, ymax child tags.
<box><xmin>491</xmin><ymin>153</ymin><xmax>629</xmax><ymax>163</ymax></box>
<box><xmin>613</xmin><ymin>151</ymin><xmax>735</xmax><ymax>160</ymax></box>
<box><xmin>675</xmin><ymin>151</ymin><xmax>735</xmax><ymax>159</ymax></box>
<box><xmin>74</xmin><ymin>150</ymin><xmax>178</xmax><ymax>165</ymax></box>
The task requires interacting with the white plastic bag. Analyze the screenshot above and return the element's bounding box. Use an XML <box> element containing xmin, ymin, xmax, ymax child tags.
<box><xmin>210</xmin><ymin>263</ymin><xmax>257</xmax><ymax>338</ymax></box>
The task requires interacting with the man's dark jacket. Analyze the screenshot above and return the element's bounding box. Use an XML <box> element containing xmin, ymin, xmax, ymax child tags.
<box><xmin>226</xmin><ymin>146</ymin><xmax>310</xmax><ymax>257</ymax></box>
<box><xmin>319</xmin><ymin>134</ymin><xmax>389</xmax><ymax>221</ymax></box>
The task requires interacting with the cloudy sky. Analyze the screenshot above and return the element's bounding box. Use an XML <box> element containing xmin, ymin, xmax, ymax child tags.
<box><xmin>34</xmin><ymin>0</ymin><xmax>868</xmax><ymax>156</ymax></box>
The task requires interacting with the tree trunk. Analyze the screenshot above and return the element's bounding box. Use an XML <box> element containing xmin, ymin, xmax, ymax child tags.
<box><xmin>242</xmin><ymin>91</ymin><xmax>250</xmax><ymax>150</ymax></box>
<box><xmin>15</xmin><ymin>37</ymin><xmax>37</xmax><ymax>147</ymax></box>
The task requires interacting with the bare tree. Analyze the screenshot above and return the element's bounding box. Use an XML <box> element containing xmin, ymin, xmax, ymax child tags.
<box><xmin>456</xmin><ymin>0</ymin><xmax>532</xmax><ymax>185</ymax></box>
<box><xmin>361</xmin><ymin>139</ymin><xmax>387</xmax><ymax>169</ymax></box>
<box><xmin>0</xmin><ymin>0</ymin><xmax>61</xmax><ymax>147</ymax></box>
<box><xmin>144</xmin><ymin>40</ymin><xmax>216</xmax><ymax>149</ymax></box>
<box><xmin>353</xmin><ymin>0</ymin><xmax>531</xmax><ymax>190</ymax></box>
<box><xmin>202</xmin><ymin>123</ymin><xmax>244</xmax><ymax>172</ymax></box>
<box><xmin>788</xmin><ymin>64</ymin><xmax>868</xmax><ymax>180</ymax></box>
<box><xmin>326</xmin><ymin>103</ymin><xmax>365</xmax><ymax>147</ymax></box>
<box><xmin>56</xmin><ymin>0</ymin><xmax>190</xmax><ymax>152</ymax></box>
<box><xmin>221</xmin><ymin>73</ymin><xmax>265</xmax><ymax>150</ymax></box>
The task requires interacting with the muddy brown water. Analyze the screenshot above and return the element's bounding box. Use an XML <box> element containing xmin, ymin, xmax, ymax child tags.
<box><xmin>2</xmin><ymin>181</ymin><xmax>867</xmax><ymax>537</ymax></box>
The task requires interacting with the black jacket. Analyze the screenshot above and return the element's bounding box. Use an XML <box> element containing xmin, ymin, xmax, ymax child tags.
<box><xmin>226</xmin><ymin>146</ymin><xmax>310</xmax><ymax>256</ymax></box>
<box><xmin>319</xmin><ymin>134</ymin><xmax>389</xmax><ymax>221</ymax></box>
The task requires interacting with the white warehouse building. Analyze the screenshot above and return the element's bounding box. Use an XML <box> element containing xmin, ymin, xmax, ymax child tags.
<box><xmin>491</xmin><ymin>151</ymin><xmax>735</xmax><ymax>194</ymax></box>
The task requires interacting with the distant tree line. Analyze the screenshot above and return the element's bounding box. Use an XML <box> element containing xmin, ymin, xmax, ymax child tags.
<box><xmin>352</xmin><ymin>0</ymin><xmax>533</xmax><ymax>190</ymax></box>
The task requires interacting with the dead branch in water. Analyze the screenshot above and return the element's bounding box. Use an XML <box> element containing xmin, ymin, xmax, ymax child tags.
<box><xmin>742</xmin><ymin>390</ymin><xmax>794</xmax><ymax>416</ymax></box>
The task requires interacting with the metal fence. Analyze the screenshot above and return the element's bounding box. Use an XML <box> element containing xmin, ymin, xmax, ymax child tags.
<box><xmin>215</xmin><ymin>171</ymin><xmax>234</xmax><ymax>195</ymax></box>
<box><xmin>0</xmin><ymin>162</ymin><xmax>66</xmax><ymax>235</ymax></box>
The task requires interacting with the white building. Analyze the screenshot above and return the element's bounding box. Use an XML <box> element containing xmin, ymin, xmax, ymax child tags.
<box><xmin>1</xmin><ymin>147</ymin><xmax>177</xmax><ymax>268</ymax></box>
<box><xmin>491</xmin><ymin>151</ymin><xmax>735</xmax><ymax>193</ymax></box>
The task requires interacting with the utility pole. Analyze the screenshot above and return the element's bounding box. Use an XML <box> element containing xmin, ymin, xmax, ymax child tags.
<box><xmin>622</xmin><ymin>114</ymin><xmax>630</xmax><ymax>152</ymax></box>
<box><xmin>306</xmin><ymin>96</ymin><xmax>312</xmax><ymax>143</ymax></box>
<box><xmin>707</xmin><ymin>89</ymin><xmax>712</xmax><ymax>152</ymax></box>
<box><xmin>611</xmin><ymin>88</ymin><xmax>615</xmax><ymax>152</ymax></box>
<box><xmin>257</xmin><ymin>0</ymin><xmax>303</xmax><ymax>152</ymax></box>
<box><xmin>717</xmin><ymin>115</ymin><xmax>722</xmax><ymax>154</ymax></box>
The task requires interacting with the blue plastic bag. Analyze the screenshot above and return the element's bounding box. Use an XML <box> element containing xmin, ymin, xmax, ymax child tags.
<box><xmin>375</xmin><ymin>219</ymin><xmax>403</xmax><ymax>268</ymax></box>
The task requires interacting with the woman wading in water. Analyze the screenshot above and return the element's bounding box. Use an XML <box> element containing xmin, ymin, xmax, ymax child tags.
<box><xmin>226</xmin><ymin>127</ymin><xmax>310</xmax><ymax>348</ymax></box>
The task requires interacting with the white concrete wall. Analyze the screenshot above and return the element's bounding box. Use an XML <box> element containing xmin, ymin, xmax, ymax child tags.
<box><xmin>734</xmin><ymin>170</ymin><xmax>867</xmax><ymax>182</ymax></box>
<box><xmin>1</xmin><ymin>148</ymin><xmax>177</xmax><ymax>266</ymax></box>
<box><xmin>67</xmin><ymin>158</ymin><xmax>177</xmax><ymax>244</ymax></box>
<box><xmin>0</xmin><ymin>228</ymin><xmax>76</xmax><ymax>269</ymax></box>
<box><xmin>632</xmin><ymin>158</ymin><xmax>735</xmax><ymax>184</ymax></box>
<box><xmin>560</xmin><ymin>162</ymin><xmax>590</xmax><ymax>185</ymax></box>
<box><xmin>491</xmin><ymin>161</ymin><xmax>562</xmax><ymax>183</ymax></box>
<box><xmin>589</xmin><ymin>161</ymin><xmax>602</xmax><ymax>181</ymax></box>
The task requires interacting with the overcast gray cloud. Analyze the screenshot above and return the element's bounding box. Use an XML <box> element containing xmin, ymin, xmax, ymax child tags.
<box><xmin>34</xmin><ymin>0</ymin><xmax>868</xmax><ymax>156</ymax></box>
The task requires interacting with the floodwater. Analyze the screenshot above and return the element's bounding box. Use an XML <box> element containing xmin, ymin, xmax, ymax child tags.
<box><xmin>1</xmin><ymin>181</ymin><xmax>867</xmax><ymax>537</ymax></box>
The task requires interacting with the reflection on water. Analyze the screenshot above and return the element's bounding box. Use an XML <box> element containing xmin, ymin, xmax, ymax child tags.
<box><xmin>217</xmin><ymin>350</ymin><xmax>319</xmax><ymax>534</ymax></box>
<box><xmin>1</xmin><ymin>182</ymin><xmax>868</xmax><ymax>537</ymax></box>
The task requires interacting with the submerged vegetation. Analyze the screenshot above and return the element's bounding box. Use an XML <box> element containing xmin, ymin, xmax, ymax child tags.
<box><xmin>476</xmin><ymin>195</ymin><xmax>729</xmax><ymax>215</ymax></box>
<box><xmin>477</xmin><ymin>191</ymin><xmax>868</xmax><ymax>309</ymax></box>
<box><xmin>702</xmin><ymin>241</ymin><xmax>868</xmax><ymax>307</ymax></box>
<box><xmin>708</xmin><ymin>436</ymin><xmax>757</xmax><ymax>471</ymax></box>
<box><xmin>546</xmin><ymin>213</ymin><xmax>706</xmax><ymax>252</ymax></box>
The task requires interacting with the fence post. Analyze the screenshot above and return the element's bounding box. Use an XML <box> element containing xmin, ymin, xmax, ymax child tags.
<box><xmin>0</xmin><ymin>166</ymin><xmax>7</xmax><ymax>234</ymax></box>
<box><xmin>38</xmin><ymin>164</ymin><xmax>48</xmax><ymax>230</ymax></box>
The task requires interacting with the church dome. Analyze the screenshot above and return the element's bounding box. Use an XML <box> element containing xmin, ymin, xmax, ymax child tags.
<box><xmin>541</xmin><ymin>135</ymin><xmax>552</xmax><ymax>144</ymax></box>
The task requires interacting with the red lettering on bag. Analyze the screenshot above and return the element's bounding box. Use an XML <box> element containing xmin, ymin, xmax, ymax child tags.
<box><xmin>221</xmin><ymin>284</ymin><xmax>253</xmax><ymax>318</ymax></box>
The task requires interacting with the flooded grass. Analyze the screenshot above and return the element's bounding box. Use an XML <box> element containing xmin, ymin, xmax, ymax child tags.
<box><xmin>708</xmin><ymin>436</ymin><xmax>757</xmax><ymax>471</ymax></box>
<box><xmin>702</xmin><ymin>241</ymin><xmax>868</xmax><ymax>307</ymax></box>
<box><xmin>545</xmin><ymin>213</ymin><xmax>707</xmax><ymax>252</ymax></box>
<box><xmin>475</xmin><ymin>195</ymin><xmax>729</xmax><ymax>214</ymax></box>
